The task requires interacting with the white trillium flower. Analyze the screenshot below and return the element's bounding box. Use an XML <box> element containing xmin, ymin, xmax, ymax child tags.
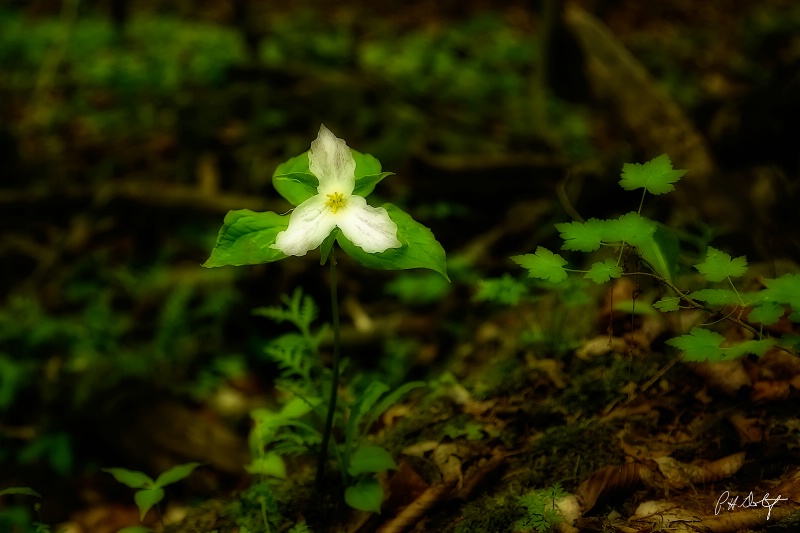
<box><xmin>273</xmin><ymin>125</ymin><xmax>402</xmax><ymax>257</ymax></box>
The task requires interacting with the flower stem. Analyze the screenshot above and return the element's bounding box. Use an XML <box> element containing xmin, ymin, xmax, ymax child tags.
<box><xmin>317</xmin><ymin>247</ymin><xmax>341</xmax><ymax>490</ymax></box>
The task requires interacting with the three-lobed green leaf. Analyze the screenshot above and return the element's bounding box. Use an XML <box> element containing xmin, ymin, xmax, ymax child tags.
<box><xmin>584</xmin><ymin>259</ymin><xmax>623</xmax><ymax>284</ymax></box>
<box><xmin>694</xmin><ymin>246</ymin><xmax>748</xmax><ymax>282</ymax></box>
<box><xmin>619</xmin><ymin>153</ymin><xmax>687</xmax><ymax>195</ymax></box>
<box><xmin>761</xmin><ymin>273</ymin><xmax>800</xmax><ymax>318</ymax></box>
<box><xmin>512</xmin><ymin>247</ymin><xmax>568</xmax><ymax>283</ymax></box>
<box><xmin>602</xmin><ymin>212</ymin><xmax>657</xmax><ymax>247</ymax></box>
<box><xmin>748</xmin><ymin>303</ymin><xmax>785</xmax><ymax>326</ymax></box>
<box><xmin>653</xmin><ymin>297</ymin><xmax>681</xmax><ymax>312</ymax></box>
<box><xmin>666</xmin><ymin>328</ymin><xmax>776</xmax><ymax>362</ymax></box>
<box><xmin>555</xmin><ymin>218</ymin><xmax>607</xmax><ymax>252</ymax></box>
<box><xmin>666</xmin><ymin>328</ymin><xmax>726</xmax><ymax>362</ymax></box>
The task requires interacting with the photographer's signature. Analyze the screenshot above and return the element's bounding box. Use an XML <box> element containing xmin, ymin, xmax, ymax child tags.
<box><xmin>715</xmin><ymin>491</ymin><xmax>787</xmax><ymax>520</ymax></box>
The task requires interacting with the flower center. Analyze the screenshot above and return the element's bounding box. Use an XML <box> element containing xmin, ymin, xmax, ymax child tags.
<box><xmin>326</xmin><ymin>192</ymin><xmax>346</xmax><ymax>214</ymax></box>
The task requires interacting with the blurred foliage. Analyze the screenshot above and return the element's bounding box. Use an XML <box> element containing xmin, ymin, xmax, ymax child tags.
<box><xmin>0</xmin><ymin>6</ymin><xmax>594</xmax><ymax>190</ymax></box>
<box><xmin>0</xmin><ymin>14</ymin><xmax>244</xmax><ymax>90</ymax></box>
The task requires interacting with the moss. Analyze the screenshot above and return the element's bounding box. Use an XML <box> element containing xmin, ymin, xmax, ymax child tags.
<box><xmin>469</xmin><ymin>355</ymin><xmax>529</xmax><ymax>400</ymax></box>
<box><xmin>449</xmin><ymin>492</ymin><xmax>523</xmax><ymax>533</ymax></box>
<box><xmin>559</xmin><ymin>351</ymin><xmax>663</xmax><ymax>415</ymax></box>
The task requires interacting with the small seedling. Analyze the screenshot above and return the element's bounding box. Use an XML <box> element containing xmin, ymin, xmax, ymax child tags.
<box><xmin>103</xmin><ymin>462</ymin><xmax>201</xmax><ymax>522</ymax></box>
<box><xmin>0</xmin><ymin>487</ymin><xmax>54</xmax><ymax>533</ymax></box>
<box><xmin>514</xmin><ymin>483</ymin><xmax>569</xmax><ymax>532</ymax></box>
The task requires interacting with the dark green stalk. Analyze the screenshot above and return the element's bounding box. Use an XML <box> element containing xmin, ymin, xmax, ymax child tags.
<box><xmin>317</xmin><ymin>248</ymin><xmax>341</xmax><ymax>489</ymax></box>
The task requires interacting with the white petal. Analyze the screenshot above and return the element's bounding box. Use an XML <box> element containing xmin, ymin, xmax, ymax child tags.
<box><xmin>309</xmin><ymin>124</ymin><xmax>355</xmax><ymax>196</ymax></box>
<box><xmin>337</xmin><ymin>196</ymin><xmax>402</xmax><ymax>254</ymax></box>
<box><xmin>273</xmin><ymin>195</ymin><xmax>337</xmax><ymax>256</ymax></box>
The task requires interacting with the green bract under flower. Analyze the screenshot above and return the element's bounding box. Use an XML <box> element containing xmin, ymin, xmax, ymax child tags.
<box><xmin>204</xmin><ymin>125</ymin><xmax>448</xmax><ymax>279</ymax></box>
<box><xmin>273</xmin><ymin>125</ymin><xmax>402</xmax><ymax>256</ymax></box>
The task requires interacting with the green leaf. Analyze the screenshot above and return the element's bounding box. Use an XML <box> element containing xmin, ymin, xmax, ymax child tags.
<box><xmin>653</xmin><ymin>297</ymin><xmax>681</xmax><ymax>312</ymax></box>
<box><xmin>153</xmin><ymin>462</ymin><xmax>201</xmax><ymax>488</ymax></box>
<box><xmin>512</xmin><ymin>247</ymin><xmax>568</xmax><ymax>283</ymax></box>
<box><xmin>584</xmin><ymin>259</ymin><xmax>623</xmax><ymax>284</ymax></box>
<box><xmin>748</xmin><ymin>303</ymin><xmax>785</xmax><ymax>326</ymax></box>
<box><xmin>272</xmin><ymin>148</ymin><xmax>388</xmax><ymax>205</ymax></box>
<box><xmin>359</xmin><ymin>381</ymin><xmax>426</xmax><ymax>444</ymax></box>
<box><xmin>320</xmin><ymin>228</ymin><xmax>338</xmax><ymax>265</ymax></box>
<box><xmin>344</xmin><ymin>477</ymin><xmax>384</xmax><ymax>514</ymax></box>
<box><xmin>636</xmin><ymin>223</ymin><xmax>680</xmax><ymax>282</ymax></box>
<box><xmin>244</xmin><ymin>453</ymin><xmax>287</xmax><ymax>479</ymax></box>
<box><xmin>349</xmin><ymin>381</ymin><xmax>390</xmax><ymax>442</ymax></box>
<box><xmin>694</xmin><ymin>246</ymin><xmax>748</xmax><ymax>282</ymax></box>
<box><xmin>351</xmin><ymin>149</ymin><xmax>384</xmax><ymax>181</ymax></box>
<box><xmin>272</xmin><ymin>152</ymin><xmax>316</xmax><ymax>205</ymax></box>
<box><xmin>780</xmin><ymin>334</ymin><xmax>800</xmax><ymax>350</ymax></box>
<box><xmin>689</xmin><ymin>289</ymin><xmax>741</xmax><ymax>306</ymax></box>
<box><xmin>347</xmin><ymin>445</ymin><xmax>397</xmax><ymax>476</ymax></box>
<box><xmin>665</xmin><ymin>328</ymin><xmax>725</xmax><ymax>362</ymax></box>
<box><xmin>0</xmin><ymin>487</ymin><xmax>41</xmax><ymax>497</ymax></box>
<box><xmin>102</xmin><ymin>468</ymin><xmax>153</xmax><ymax>489</ymax></box>
<box><xmin>761</xmin><ymin>273</ymin><xmax>800</xmax><ymax>311</ymax></box>
<box><xmin>134</xmin><ymin>487</ymin><xmax>165</xmax><ymax>521</ymax></box>
<box><xmin>602</xmin><ymin>212</ymin><xmax>657</xmax><ymax>247</ymax></box>
<box><xmin>203</xmin><ymin>210</ymin><xmax>289</xmax><ymax>267</ymax></box>
<box><xmin>279</xmin><ymin>395</ymin><xmax>318</xmax><ymax>419</ymax></box>
<box><xmin>728</xmin><ymin>338</ymin><xmax>776</xmax><ymax>357</ymax></box>
<box><xmin>619</xmin><ymin>153</ymin><xmax>687</xmax><ymax>195</ymax></box>
<box><xmin>353</xmin><ymin>172</ymin><xmax>394</xmax><ymax>198</ymax></box>
<box><xmin>337</xmin><ymin>204</ymin><xmax>448</xmax><ymax>280</ymax></box>
<box><xmin>273</xmin><ymin>172</ymin><xmax>318</xmax><ymax>206</ymax></box>
<box><xmin>555</xmin><ymin>218</ymin><xmax>607</xmax><ymax>252</ymax></box>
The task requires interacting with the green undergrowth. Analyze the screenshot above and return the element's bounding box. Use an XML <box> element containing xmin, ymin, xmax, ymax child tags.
<box><xmin>509</xmin><ymin>154</ymin><xmax>800</xmax><ymax>362</ymax></box>
<box><xmin>448</xmin><ymin>421</ymin><xmax>622</xmax><ymax>533</ymax></box>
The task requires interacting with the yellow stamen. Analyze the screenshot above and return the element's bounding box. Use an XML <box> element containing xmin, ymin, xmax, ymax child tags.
<box><xmin>326</xmin><ymin>192</ymin><xmax>346</xmax><ymax>213</ymax></box>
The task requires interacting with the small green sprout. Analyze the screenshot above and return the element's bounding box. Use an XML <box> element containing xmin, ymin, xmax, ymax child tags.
<box><xmin>103</xmin><ymin>462</ymin><xmax>201</xmax><ymax>521</ymax></box>
<box><xmin>0</xmin><ymin>488</ymin><xmax>53</xmax><ymax>533</ymax></box>
<box><xmin>515</xmin><ymin>482</ymin><xmax>569</xmax><ymax>532</ymax></box>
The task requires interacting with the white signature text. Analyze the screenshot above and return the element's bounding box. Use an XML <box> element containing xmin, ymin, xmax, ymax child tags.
<box><xmin>714</xmin><ymin>491</ymin><xmax>787</xmax><ymax>520</ymax></box>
